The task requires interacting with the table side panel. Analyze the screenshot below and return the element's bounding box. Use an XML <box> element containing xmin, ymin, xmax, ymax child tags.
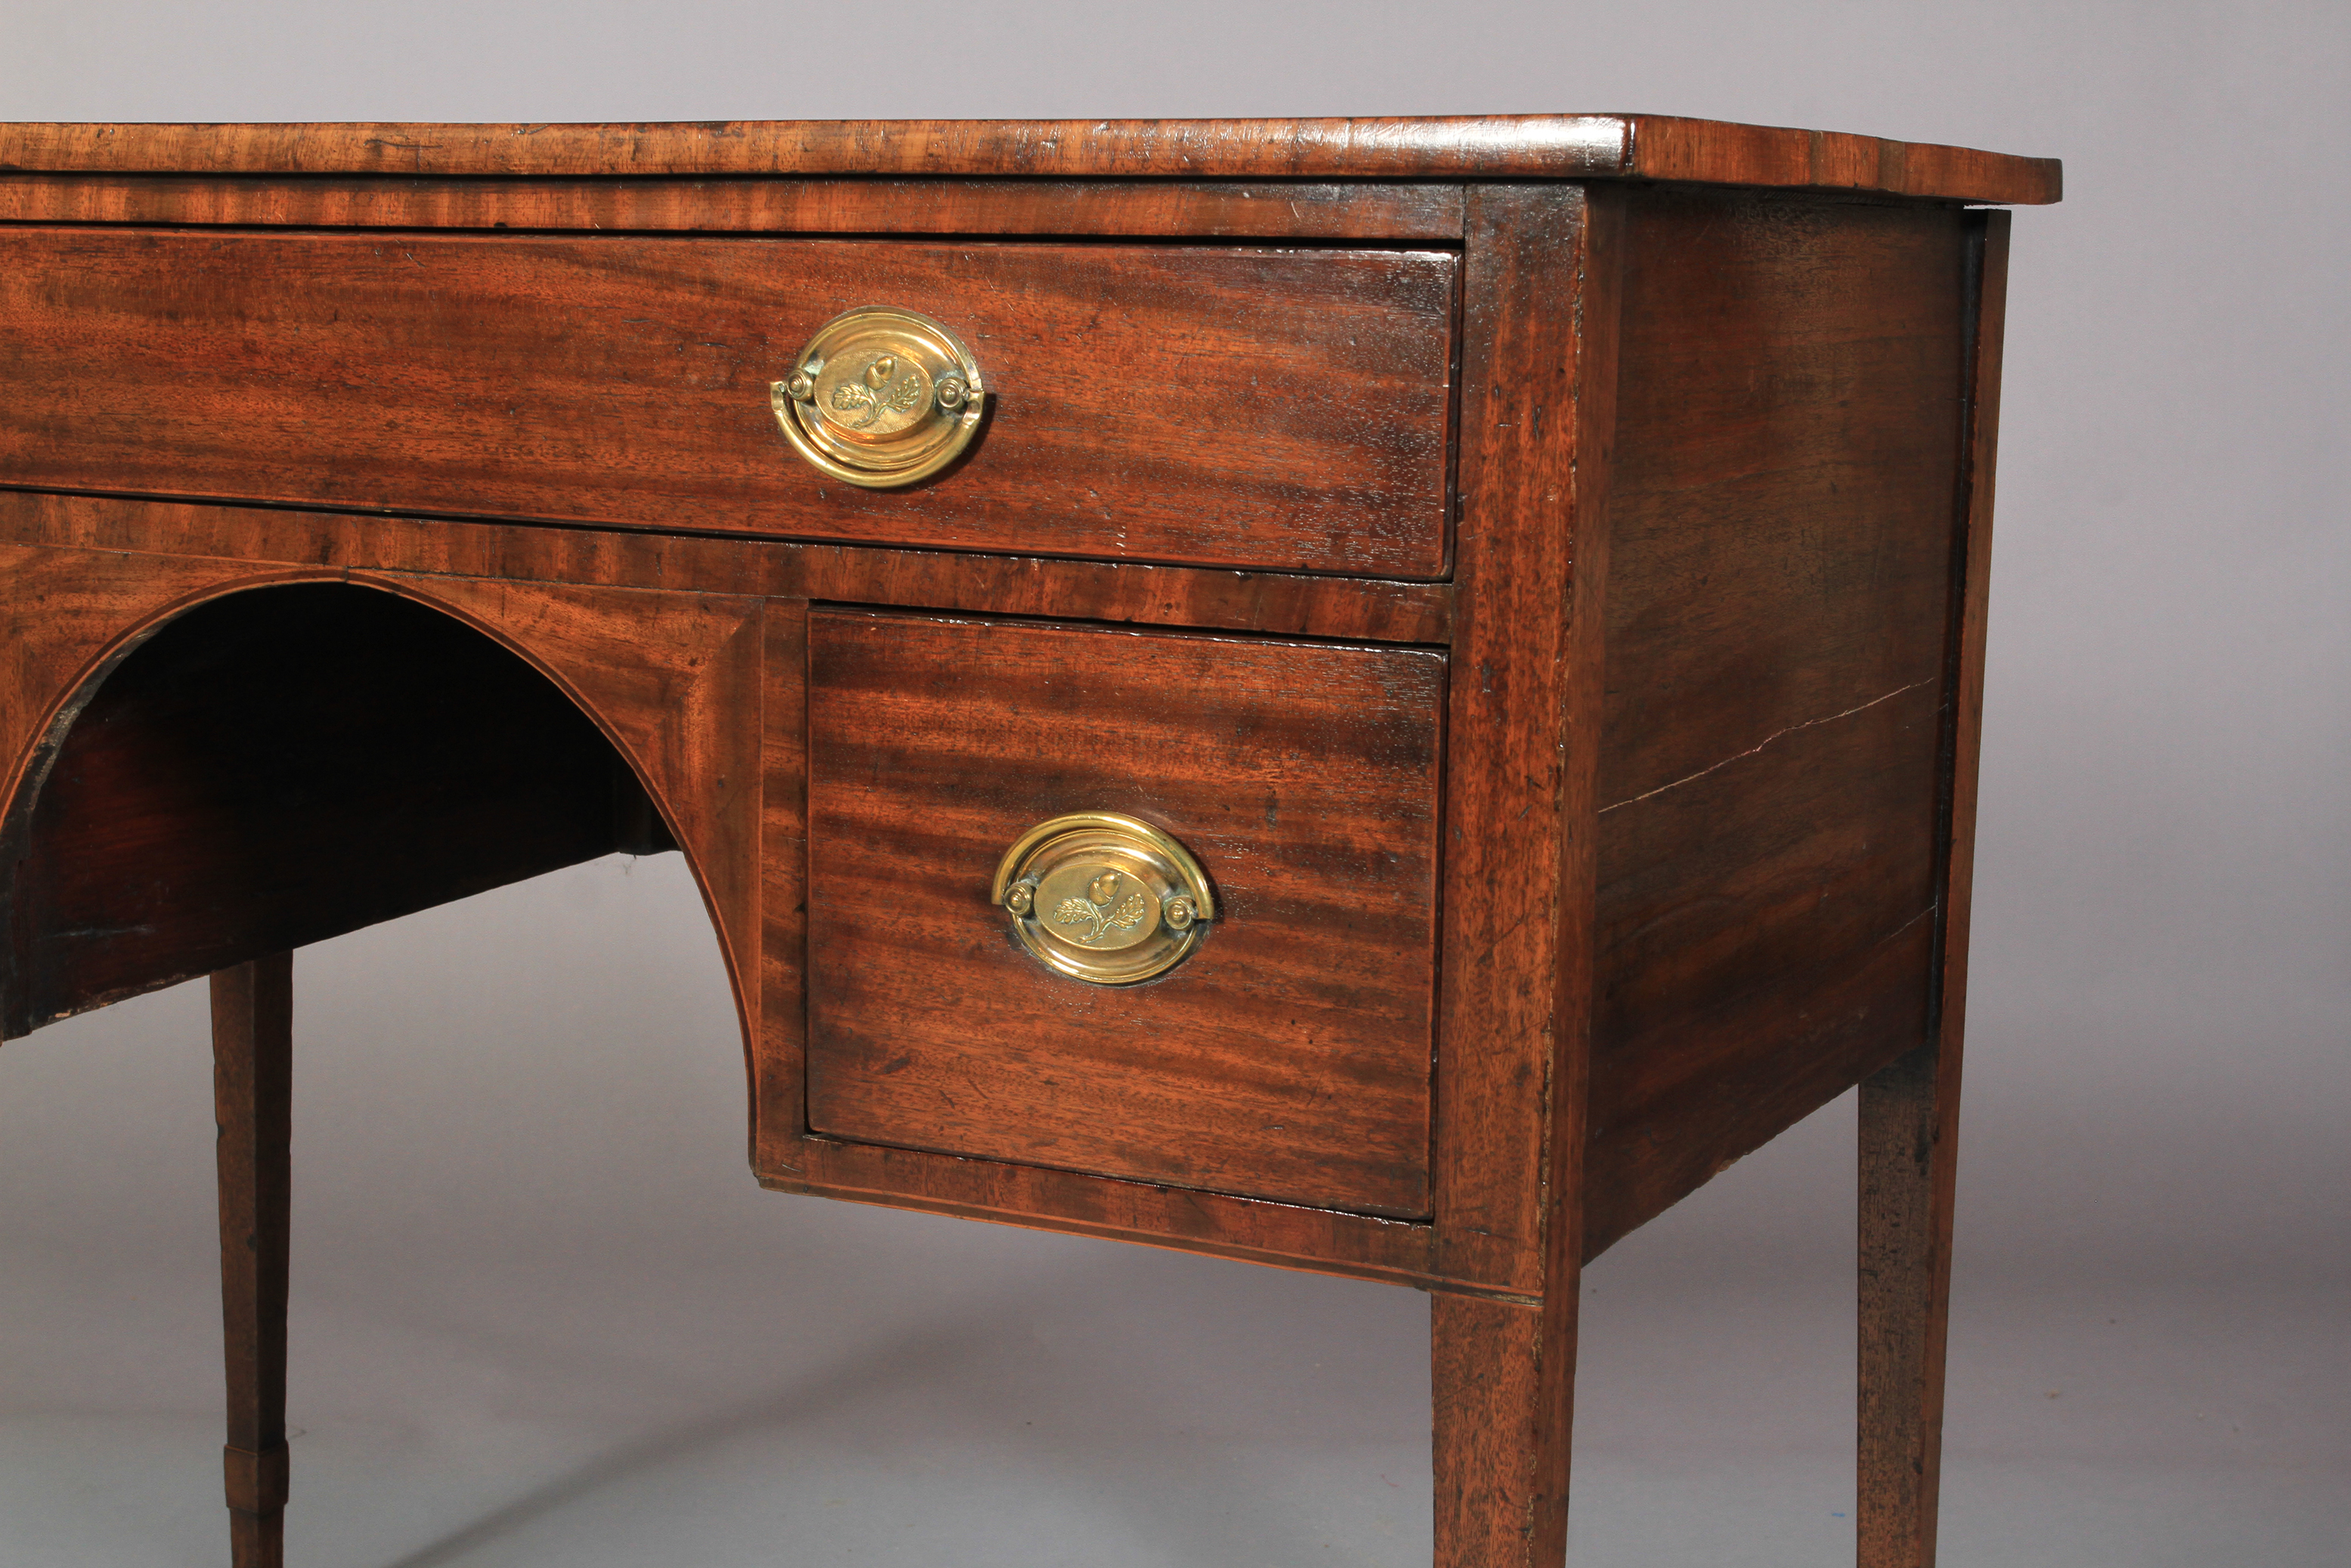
<box><xmin>1582</xmin><ymin>188</ymin><xmax>1974</xmax><ymax>1256</ymax></box>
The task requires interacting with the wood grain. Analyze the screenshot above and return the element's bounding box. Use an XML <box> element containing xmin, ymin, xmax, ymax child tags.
<box><xmin>212</xmin><ymin>952</ymin><xmax>293</xmax><ymax>1568</ymax></box>
<box><xmin>1430</xmin><ymin>181</ymin><xmax>1620</xmax><ymax>1301</ymax></box>
<box><xmin>0</xmin><ymin>228</ymin><xmax>1456</xmax><ymax>576</ymax></box>
<box><xmin>1857</xmin><ymin>208</ymin><xmax>2010</xmax><ymax>1568</ymax></box>
<box><xmin>0</xmin><ymin>541</ymin><xmax>271</xmax><ymax>839</ymax></box>
<box><xmin>1584</xmin><ymin>689</ymin><xmax>1944</xmax><ymax>1256</ymax></box>
<box><xmin>0</xmin><ymin>175</ymin><xmax>1465</xmax><ymax>240</ymax></box>
<box><xmin>0</xmin><ymin>489</ymin><xmax>1454</xmax><ymax>646</ymax></box>
<box><xmin>0</xmin><ymin>116</ymin><xmax>2060</xmax><ymax>203</ymax></box>
<box><xmin>1581</xmin><ymin>189</ymin><xmax>1973</xmax><ymax>1257</ymax></box>
<box><xmin>804</xmin><ymin>610</ymin><xmax>1445</xmax><ymax>1216</ymax></box>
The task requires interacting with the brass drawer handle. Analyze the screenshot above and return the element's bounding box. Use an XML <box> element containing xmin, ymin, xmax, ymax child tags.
<box><xmin>770</xmin><ymin>305</ymin><xmax>985</xmax><ymax>488</ymax></box>
<box><xmin>991</xmin><ymin>813</ymin><xmax>1215</xmax><ymax>986</ymax></box>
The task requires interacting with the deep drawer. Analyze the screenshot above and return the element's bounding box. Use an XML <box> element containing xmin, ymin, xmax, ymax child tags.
<box><xmin>0</xmin><ymin>228</ymin><xmax>1456</xmax><ymax>577</ymax></box>
<box><xmin>804</xmin><ymin>610</ymin><xmax>1446</xmax><ymax>1217</ymax></box>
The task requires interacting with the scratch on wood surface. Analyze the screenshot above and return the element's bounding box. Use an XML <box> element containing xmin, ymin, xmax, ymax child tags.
<box><xmin>1597</xmin><ymin>677</ymin><xmax>1934</xmax><ymax>814</ymax></box>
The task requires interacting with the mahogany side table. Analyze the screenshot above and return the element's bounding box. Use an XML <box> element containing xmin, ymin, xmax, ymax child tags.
<box><xmin>0</xmin><ymin>115</ymin><xmax>2058</xmax><ymax>1566</ymax></box>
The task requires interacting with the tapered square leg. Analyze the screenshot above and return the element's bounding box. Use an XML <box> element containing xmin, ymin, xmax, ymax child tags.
<box><xmin>213</xmin><ymin>953</ymin><xmax>293</xmax><ymax>1568</ymax></box>
<box><xmin>1432</xmin><ymin>1290</ymin><xmax>1579</xmax><ymax>1568</ymax></box>
<box><xmin>1857</xmin><ymin>1038</ymin><xmax>1963</xmax><ymax>1566</ymax></box>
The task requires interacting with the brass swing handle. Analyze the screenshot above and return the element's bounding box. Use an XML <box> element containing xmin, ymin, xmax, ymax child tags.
<box><xmin>770</xmin><ymin>305</ymin><xmax>984</xmax><ymax>488</ymax></box>
<box><xmin>990</xmin><ymin>813</ymin><xmax>1215</xmax><ymax>987</ymax></box>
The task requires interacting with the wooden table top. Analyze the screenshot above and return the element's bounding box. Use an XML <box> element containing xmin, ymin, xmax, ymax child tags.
<box><xmin>0</xmin><ymin>114</ymin><xmax>2061</xmax><ymax>204</ymax></box>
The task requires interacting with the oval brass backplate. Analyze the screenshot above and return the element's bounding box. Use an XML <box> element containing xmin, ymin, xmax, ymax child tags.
<box><xmin>770</xmin><ymin>305</ymin><xmax>985</xmax><ymax>488</ymax></box>
<box><xmin>990</xmin><ymin>813</ymin><xmax>1216</xmax><ymax>986</ymax></box>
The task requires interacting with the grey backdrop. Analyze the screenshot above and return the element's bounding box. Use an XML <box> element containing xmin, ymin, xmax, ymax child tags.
<box><xmin>2</xmin><ymin>3</ymin><xmax>2344</xmax><ymax>1563</ymax></box>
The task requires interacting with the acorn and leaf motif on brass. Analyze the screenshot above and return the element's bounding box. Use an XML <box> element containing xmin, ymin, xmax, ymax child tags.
<box><xmin>1052</xmin><ymin>872</ymin><xmax>1153</xmax><ymax>946</ymax></box>
<box><xmin>826</xmin><ymin>353</ymin><xmax>929</xmax><ymax>432</ymax></box>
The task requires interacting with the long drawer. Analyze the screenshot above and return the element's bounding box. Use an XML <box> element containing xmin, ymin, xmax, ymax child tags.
<box><xmin>0</xmin><ymin>228</ymin><xmax>1456</xmax><ymax>576</ymax></box>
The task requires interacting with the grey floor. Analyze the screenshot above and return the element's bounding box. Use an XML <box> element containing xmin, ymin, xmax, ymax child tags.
<box><xmin>2</xmin><ymin>856</ymin><xmax>2342</xmax><ymax>1566</ymax></box>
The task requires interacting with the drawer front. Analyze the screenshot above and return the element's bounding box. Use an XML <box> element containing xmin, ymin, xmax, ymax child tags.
<box><xmin>804</xmin><ymin>611</ymin><xmax>1445</xmax><ymax>1217</ymax></box>
<box><xmin>0</xmin><ymin>228</ymin><xmax>1455</xmax><ymax>577</ymax></box>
